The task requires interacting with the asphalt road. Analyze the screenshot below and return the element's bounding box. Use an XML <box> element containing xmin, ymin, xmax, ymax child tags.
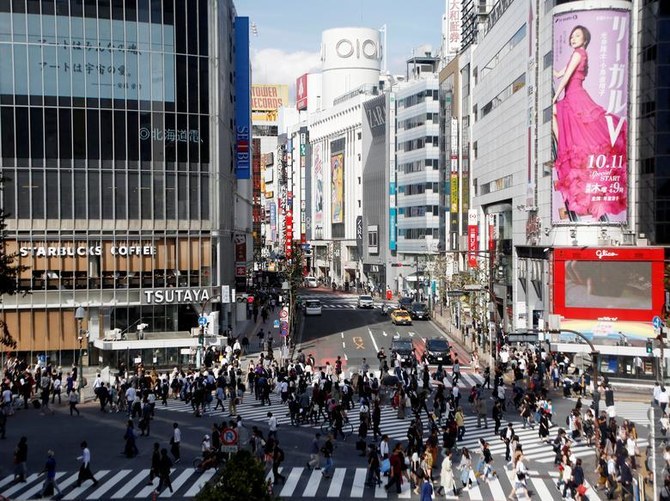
<box><xmin>0</xmin><ymin>290</ymin><xmax>653</xmax><ymax>500</ymax></box>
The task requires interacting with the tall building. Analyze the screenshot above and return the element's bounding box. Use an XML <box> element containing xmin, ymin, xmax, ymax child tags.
<box><xmin>0</xmin><ymin>0</ymin><xmax>248</xmax><ymax>369</ymax></box>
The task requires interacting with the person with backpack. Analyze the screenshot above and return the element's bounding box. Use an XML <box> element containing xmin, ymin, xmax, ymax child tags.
<box><xmin>320</xmin><ymin>434</ymin><xmax>335</xmax><ymax>479</ymax></box>
<box><xmin>272</xmin><ymin>441</ymin><xmax>286</xmax><ymax>485</ymax></box>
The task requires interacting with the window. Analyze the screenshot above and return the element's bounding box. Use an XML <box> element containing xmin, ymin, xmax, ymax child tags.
<box><xmin>543</xmin><ymin>51</ymin><xmax>553</xmax><ymax>70</ymax></box>
<box><xmin>543</xmin><ymin>106</ymin><xmax>552</xmax><ymax>124</ymax></box>
<box><xmin>367</xmin><ymin>225</ymin><xmax>379</xmax><ymax>255</ymax></box>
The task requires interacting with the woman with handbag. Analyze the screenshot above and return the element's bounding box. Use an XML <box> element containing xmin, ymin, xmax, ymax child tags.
<box><xmin>458</xmin><ymin>447</ymin><xmax>476</xmax><ymax>490</ymax></box>
<box><xmin>410</xmin><ymin>452</ymin><xmax>422</xmax><ymax>494</ymax></box>
<box><xmin>437</xmin><ymin>451</ymin><xmax>459</xmax><ymax>496</ymax></box>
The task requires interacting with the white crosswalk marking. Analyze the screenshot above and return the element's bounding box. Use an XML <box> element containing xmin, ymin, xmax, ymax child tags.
<box><xmin>16</xmin><ymin>472</ymin><xmax>67</xmax><ymax>499</ymax></box>
<box><xmin>302</xmin><ymin>468</ymin><xmax>323</xmax><ymax>497</ymax></box>
<box><xmin>349</xmin><ymin>468</ymin><xmax>366</xmax><ymax>497</ymax></box>
<box><xmin>3</xmin><ymin>473</ymin><xmax>41</xmax><ymax>497</ymax></box>
<box><xmin>111</xmin><ymin>468</ymin><xmax>149</xmax><ymax>498</ymax></box>
<box><xmin>327</xmin><ymin>467</ymin><xmax>347</xmax><ymax>497</ymax></box>
<box><xmin>182</xmin><ymin>470</ymin><xmax>216</xmax><ymax>497</ymax></box>
<box><xmin>159</xmin><ymin>468</ymin><xmax>194</xmax><ymax>497</ymax></box>
<box><xmin>279</xmin><ymin>466</ymin><xmax>304</xmax><ymax>497</ymax></box>
<box><xmin>88</xmin><ymin>470</ymin><xmax>132</xmax><ymax>499</ymax></box>
<box><xmin>63</xmin><ymin>470</ymin><xmax>111</xmax><ymax>500</ymax></box>
<box><xmin>488</xmin><ymin>476</ymin><xmax>507</xmax><ymax>499</ymax></box>
<box><xmin>468</xmin><ymin>483</ymin><xmax>483</xmax><ymax>499</ymax></box>
<box><xmin>530</xmin><ymin>474</ymin><xmax>555</xmax><ymax>499</ymax></box>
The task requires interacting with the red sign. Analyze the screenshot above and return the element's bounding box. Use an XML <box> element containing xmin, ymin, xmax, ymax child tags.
<box><xmin>386</xmin><ymin>289</ymin><xmax>393</xmax><ymax>301</ymax></box>
<box><xmin>552</xmin><ymin>247</ymin><xmax>664</xmax><ymax>322</ymax></box>
<box><xmin>296</xmin><ymin>73</ymin><xmax>308</xmax><ymax>111</ymax></box>
<box><xmin>235</xmin><ymin>265</ymin><xmax>246</xmax><ymax>277</ymax></box>
<box><xmin>467</xmin><ymin>225</ymin><xmax>478</xmax><ymax>267</ymax></box>
<box><xmin>247</xmin><ymin>296</ymin><xmax>254</xmax><ymax>304</ymax></box>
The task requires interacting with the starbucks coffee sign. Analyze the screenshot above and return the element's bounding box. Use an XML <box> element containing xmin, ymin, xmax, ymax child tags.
<box><xmin>19</xmin><ymin>245</ymin><xmax>156</xmax><ymax>257</ymax></box>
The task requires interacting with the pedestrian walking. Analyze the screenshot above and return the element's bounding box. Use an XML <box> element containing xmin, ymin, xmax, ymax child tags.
<box><xmin>147</xmin><ymin>442</ymin><xmax>160</xmax><ymax>485</ymax></box>
<box><xmin>75</xmin><ymin>441</ymin><xmax>99</xmax><ymax>487</ymax></box>
<box><xmin>267</xmin><ymin>411</ymin><xmax>278</xmax><ymax>441</ymax></box>
<box><xmin>437</xmin><ymin>451</ymin><xmax>459</xmax><ymax>496</ymax></box>
<box><xmin>155</xmin><ymin>448</ymin><xmax>173</xmax><ymax>494</ymax></box>
<box><xmin>476</xmin><ymin>397</ymin><xmax>488</xmax><ymax>428</ymax></box>
<box><xmin>38</xmin><ymin>449</ymin><xmax>62</xmax><ymax>498</ymax></box>
<box><xmin>123</xmin><ymin>419</ymin><xmax>139</xmax><ymax>458</ymax></box>
<box><xmin>272</xmin><ymin>441</ymin><xmax>286</xmax><ymax>485</ymax></box>
<box><xmin>320</xmin><ymin>434</ymin><xmax>335</xmax><ymax>478</ymax></box>
<box><xmin>420</xmin><ymin>476</ymin><xmax>434</xmax><ymax>501</ymax></box>
<box><xmin>170</xmin><ymin>422</ymin><xmax>181</xmax><ymax>463</ymax></box>
<box><xmin>307</xmin><ymin>433</ymin><xmax>321</xmax><ymax>470</ymax></box>
<box><xmin>13</xmin><ymin>436</ymin><xmax>28</xmax><ymax>483</ymax></box>
<box><xmin>0</xmin><ymin>410</ymin><xmax>6</xmax><ymax>439</ymax></box>
<box><xmin>68</xmin><ymin>390</ymin><xmax>80</xmax><ymax>416</ymax></box>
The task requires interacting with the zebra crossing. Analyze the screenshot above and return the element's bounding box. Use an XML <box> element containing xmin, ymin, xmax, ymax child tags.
<box><xmin>565</xmin><ymin>398</ymin><xmax>653</xmax><ymax>428</ymax></box>
<box><xmin>0</xmin><ymin>463</ymin><xmax>594</xmax><ymax>500</ymax></box>
<box><xmin>0</xmin><ymin>467</ymin><xmax>215</xmax><ymax>500</ymax></box>
<box><xmin>155</xmin><ymin>376</ymin><xmax>486</xmax><ymax>441</ymax></box>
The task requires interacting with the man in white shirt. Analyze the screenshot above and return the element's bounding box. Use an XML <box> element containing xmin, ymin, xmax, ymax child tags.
<box><xmin>171</xmin><ymin>423</ymin><xmax>182</xmax><ymax>463</ymax></box>
<box><xmin>76</xmin><ymin>441</ymin><xmax>99</xmax><ymax>487</ymax></box>
<box><xmin>379</xmin><ymin>434</ymin><xmax>390</xmax><ymax>459</ymax></box>
<box><xmin>125</xmin><ymin>385</ymin><xmax>136</xmax><ymax>416</ymax></box>
<box><xmin>654</xmin><ymin>382</ymin><xmax>662</xmax><ymax>407</ymax></box>
<box><xmin>268</xmin><ymin>411</ymin><xmax>278</xmax><ymax>440</ymax></box>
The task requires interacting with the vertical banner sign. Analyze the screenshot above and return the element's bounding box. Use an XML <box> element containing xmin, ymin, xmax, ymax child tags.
<box><xmin>488</xmin><ymin>213</ymin><xmax>497</xmax><ymax>253</ymax></box>
<box><xmin>285</xmin><ymin>211</ymin><xmax>293</xmax><ymax>258</ymax></box>
<box><xmin>356</xmin><ymin>216</ymin><xmax>363</xmax><ymax>257</ymax></box>
<box><xmin>467</xmin><ymin>209</ymin><xmax>478</xmax><ymax>268</ymax></box>
<box><xmin>551</xmin><ymin>7</ymin><xmax>629</xmax><ymax>224</ymax></box>
<box><xmin>296</xmin><ymin>73</ymin><xmax>308</xmax><ymax>111</ymax></box>
<box><xmin>313</xmin><ymin>143</ymin><xmax>323</xmax><ymax>227</ymax></box>
<box><xmin>331</xmin><ymin>152</ymin><xmax>344</xmax><ymax>224</ymax></box>
<box><xmin>389</xmin><ymin>93</ymin><xmax>397</xmax><ymax>251</ymax></box>
<box><xmin>234</xmin><ymin>17</ymin><xmax>251</xmax><ymax>180</ymax></box>
<box><xmin>299</xmin><ymin>128</ymin><xmax>308</xmax><ymax>244</ymax></box>
<box><xmin>234</xmin><ymin>234</ymin><xmax>246</xmax><ymax>277</ymax></box>
<box><xmin>447</xmin><ymin>0</ymin><xmax>463</xmax><ymax>55</ymax></box>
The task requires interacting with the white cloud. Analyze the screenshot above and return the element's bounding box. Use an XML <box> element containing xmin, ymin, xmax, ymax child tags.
<box><xmin>251</xmin><ymin>48</ymin><xmax>321</xmax><ymax>91</ymax></box>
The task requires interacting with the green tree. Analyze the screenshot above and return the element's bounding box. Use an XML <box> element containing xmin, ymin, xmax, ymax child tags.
<box><xmin>195</xmin><ymin>450</ymin><xmax>277</xmax><ymax>501</ymax></box>
<box><xmin>0</xmin><ymin>176</ymin><xmax>28</xmax><ymax>349</ymax></box>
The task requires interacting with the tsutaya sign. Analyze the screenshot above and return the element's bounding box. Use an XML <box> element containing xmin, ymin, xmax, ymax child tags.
<box><xmin>20</xmin><ymin>245</ymin><xmax>156</xmax><ymax>257</ymax></box>
<box><xmin>143</xmin><ymin>287</ymin><xmax>214</xmax><ymax>305</ymax></box>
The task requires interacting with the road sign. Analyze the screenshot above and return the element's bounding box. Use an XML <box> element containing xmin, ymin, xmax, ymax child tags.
<box><xmin>653</xmin><ymin>316</ymin><xmax>664</xmax><ymax>329</ymax></box>
<box><xmin>273</xmin><ymin>320</ymin><xmax>280</xmax><ymax>329</ymax></box>
<box><xmin>221</xmin><ymin>445</ymin><xmax>238</xmax><ymax>453</ymax></box>
<box><xmin>447</xmin><ymin>290</ymin><xmax>465</xmax><ymax>297</ymax></box>
<box><xmin>279</xmin><ymin>308</ymin><xmax>288</xmax><ymax>319</ymax></box>
<box><xmin>222</xmin><ymin>427</ymin><xmax>238</xmax><ymax>445</ymax></box>
<box><xmin>198</xmin><ymin>316</ymin><xmax>208</xmax><ymax>327</ymax></box>
<box><xmin>507</xmin><ymin>333</ymin><xmax>539</xmax><ymax>343</ymax></box>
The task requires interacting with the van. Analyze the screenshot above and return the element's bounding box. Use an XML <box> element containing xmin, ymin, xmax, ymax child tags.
<box><xmin>304</xmin><ymin>276</ymin><xmax>318</xmax><ymax>288</ymax></box>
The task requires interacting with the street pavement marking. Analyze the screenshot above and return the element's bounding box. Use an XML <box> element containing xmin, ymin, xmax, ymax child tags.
<box><xmin>62</xmin><ymin>470</ymin><xmax>111</xmax><ymax>500</ymax></box>
<box><xmin>530</xmin><ymin>473</ymin><xmax>555</xmax><ymax>499</ymax></box>
<box><xmin>327</xmin><ymin>468</ymin><xmax>346</xmax><ymax>497</ymax></box>
<box><xmin>341</xmin><ymin>332</ymin><xmax>344</xmax><ymax>338</ymax></box>
<box><xmin>54</xmin><ymin>472</ymin><xmax>81</xmax><ymax>492</ymax></box>
<box><xmin>468</xmin><ymin>482</ymin><xmax>483</xmax><ymax>499</ymax></box>
<box><xmin>182</xmin><ymin>470</ymin><xmax>216</xmax><ymax>497</ymax></box>
<box><xmin>0</xmin><ymin>474</ymin><xmax>14</xmax><ymax>490</ymax></box>
<box><xmin>279</xmin><ymin>466</ymin><xmax>304</xmax><ymax>497</ymax></box>
<box><xmin>3</xmin><ymin>473</ymin><xmax>41</xmax><ymax>497</ymax></box>
<box><xmin>374</xmin><ymin>472</ymin><xmax>386</xmax><ymax>497</ymax></box>
<box><xmin>87</xmin><ymin>470</ymin><xmax>132</xmax><ymax>499</ymax></box>
<box><xmin>266</xmin><ymin>466</ymin><xmax>283</xmax><ymax>484</ymax></box>
<box><xmin>302</xmin><ymin>468</ymin><xmax>323</xmax><ymax>497</ymax></box>
<box><xmin>397</xmin><ymin>479</ymin><xmax>412</xmax><ymax>498</ymax></box>
<box><xmin>368</xmin><ymin>328</ymin><xmax>380</xmax><ymax>353</ymax></box>
<box><xmin>111</xmin><ymin>468</ymin><xmax>150</xmax><ymax>498</ymax></box>
<box><xmin>349</xmin><ymin>468</ymin><xmax>366</xmax><ymax>498</ymax></box>
<box><xmin>488</xmin><ymin>476</ymin><xmax>507</xmax><ymax>499</ymax></box>
<box><xmin>159</xmin><ymin>468</ymin><xmax>195</xmax><ymax>498</ymax></box>
<box><xmin>15</xmin><ymin>472</ymin><xmax>66</xmax><ymax>499</ymax></box>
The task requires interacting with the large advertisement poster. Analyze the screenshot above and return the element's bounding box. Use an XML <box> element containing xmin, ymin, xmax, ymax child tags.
<box><xmin>331</xmin><ymin>152</ymin><xmax>344</xmax><ymax>224</ymax></box>
<box><xmin>251</xmin><ymin>84</ymin><xmax>289</xmax><ymax>122</ymax></box>
<box><xmin>551</xmin><ymin>8</ymin><xmax>629</xmax><ymax>224</ymax></box>
<box><xmin>234</xmin><ymin>17</ymin><xmax>251</xmax><ymax>180</ymax></box>
<box><xmin>313</xmin><ymin>143</ymin><xmax>323</xmax><ymax>225</ymax></box>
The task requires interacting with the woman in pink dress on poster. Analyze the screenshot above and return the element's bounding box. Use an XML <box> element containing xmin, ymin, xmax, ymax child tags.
<box><xmin>552</xmin><ymin>25</ymin><xmax>627</xmax><ymax>222</ymax></box>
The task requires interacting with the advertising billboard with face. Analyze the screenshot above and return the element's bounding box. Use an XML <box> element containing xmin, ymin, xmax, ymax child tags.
<box><xmin>331</xmin><ymin>151</ymin><xmax>344</xmax><ymax>224</ymax></box>
<box><xmin>551</xmin><ymin>7</ymin><xmax>630</xmax><ymax>224</ymax></box>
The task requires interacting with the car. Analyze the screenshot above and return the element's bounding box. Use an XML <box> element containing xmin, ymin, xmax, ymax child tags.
<box><xmin>424</xmin><ymin>338</ymin><xmax>452</xmax><ymax>364</ymax></box>
<box><xmin>410</xmin><ymin>302</ymin><xmax>430</xmax><ymax>320</ymax></box>
<box><xmin>398</xmin><ymin>296</ymin><xmax>414</xmax><ymax>310</ymax></box>
<box><xmin>357</xmin><ymin>294</ymin><xmax>374</xmax><ymax>308</ymax></box>
<box><xmin>391</xmin><ymin>338</ymin><xmax>416</xmax><ymax>366</ymax></box>
<box><xmin>304</xmin><ymin>276</ymin><xmax>318</xmax><ymax>287</ymax></box>
<box><xmin>304</xmin><ymin>300</ymin><xmax>322</xmax><ymax>316</ymax></box>
<box><xmin>390</xmin><ymin>309</ymin><xmax>412</xmax><ymax>326</ymax></box>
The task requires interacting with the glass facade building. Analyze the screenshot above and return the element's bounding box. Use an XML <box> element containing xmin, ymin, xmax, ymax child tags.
<box><xmin>0</xmin><ymin>0</ymin><xmax>242</xmax><ymax>368</ymax></box>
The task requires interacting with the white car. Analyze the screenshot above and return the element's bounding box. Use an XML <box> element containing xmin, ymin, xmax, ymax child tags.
<box><xmin>304</xmin><ymin>300</ymin><xmax>322</xmax><ymax>316</ymax></box>
<box><xmin>357</xmin><ymin>295</ymin><xmax>374</xmax><ymax>308</ymax></box>
<box><xmin>304</xmin><ymin>276</ymin><xmax>318</xmax><ymax>287</ymax></box>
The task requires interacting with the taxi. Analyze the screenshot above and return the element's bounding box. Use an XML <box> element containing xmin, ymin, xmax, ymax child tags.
<box><xmin>390</xmin><ymin>308</ymin><xmax>413</xmax><ymax>326</ymax></box>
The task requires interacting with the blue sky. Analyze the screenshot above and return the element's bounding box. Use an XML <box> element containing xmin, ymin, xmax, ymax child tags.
<box><xmin>236</xmin><ymin>0</ymin><xmax>445</xmax><ymax>92</ymax></box>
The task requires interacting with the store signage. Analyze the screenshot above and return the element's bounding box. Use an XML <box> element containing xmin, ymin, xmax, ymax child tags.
<box><xmin>19</xmin><ymin>245</ymin><xmax>156</xmax><ymax>257</ymax></box>
<box><xmin>142</xmin><ymin>288</ymin><xmax>212</xmax><ymax>305</ymax></box>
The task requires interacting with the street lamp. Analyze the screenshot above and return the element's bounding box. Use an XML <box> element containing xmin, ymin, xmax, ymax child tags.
<box><xmin>74</xmin><ymin>306</ymin><xmax>86</xmax><ymax>400</ymax></box>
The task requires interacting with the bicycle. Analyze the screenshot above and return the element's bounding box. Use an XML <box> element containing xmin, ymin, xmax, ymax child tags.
<box><xmin>192</xmin><ymin>452</ymin><xmax>226</xmax><ymax>473</ymax></box>
<box><xmin>320</xmin><ymin>420</ymin><xmax>353</xmax><ymax>439</ymax></box>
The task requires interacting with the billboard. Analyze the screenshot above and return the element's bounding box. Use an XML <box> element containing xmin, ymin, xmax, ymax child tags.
<box><xmin>446</xmin><ymin>0</ymin><xmax>462</xmax><ymax>54</ymax></box>
<box><xmin>296</xmin><ymin>74</ymin><xmax>308</xmax><ymax>111</ymax></box>
<box><xmin>467</xmin><ymin>209</ymin><xmax>478</xmax><ymax>267</ymax></box>
<box><xmin>551</xmin><ymin>7</ymin><xmax>630</xmax><ymax>224</ymax></box>
<box><xmin>251</xmin><ymin>84</ymin><xmax>289</xmax><ymax>122</ymax></box>
<box><xmin>553</xmin><ymin>247</ymin><xmax>664</xmax><ymax>322</ymax></box>
<box><xmin>0</xmin><ymin>14</ymin><xmax>175</xmax><ymax>102</ymax></box>
<box><xmin>312</xmin><ymin>143</ymin><xmax>324</xmax><ymax>229</ymax></box>
<box><xmin>331</xmin><ymin>152</ymin><xmax>345</xmax><ymax>224</ymax></box>
<box><xmin>234</xmin><ymin>17</ymin><xmax>251</xmax><ymax>180</ymax></box>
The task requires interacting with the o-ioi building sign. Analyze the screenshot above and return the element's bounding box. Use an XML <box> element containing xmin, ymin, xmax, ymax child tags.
<box><xmin>19</xmin><ymin>245</ymin><xmax>156</xmax><ymax>257</ymax></box>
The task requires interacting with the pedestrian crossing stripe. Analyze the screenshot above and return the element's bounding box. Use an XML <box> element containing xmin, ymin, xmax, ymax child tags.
<box><xmin>2</xmin><ymin>464</ymin><xmax>608</xmax><ymax>500</ymax></box>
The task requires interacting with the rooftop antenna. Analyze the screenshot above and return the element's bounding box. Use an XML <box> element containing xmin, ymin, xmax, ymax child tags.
<box><xmin>251</xmin><ymin>22</ymin><xmax>258</xmax><ymax>37</ymax></box>
<box><xmin>379</xmin><ymin>24</ymin><xmax>387</xmax><ymax>73</ymax></box>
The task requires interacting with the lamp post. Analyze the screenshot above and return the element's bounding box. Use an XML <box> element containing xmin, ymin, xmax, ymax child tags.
<box><xmin>74</xmin><ymin>306</ymin><xmax>86</xmax><ymax>401</ymax></box>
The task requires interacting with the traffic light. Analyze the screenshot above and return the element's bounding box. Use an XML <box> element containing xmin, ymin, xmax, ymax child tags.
<box><xmin>646</xmin><ymin>339</ymin><xmax>653</xmax><ymax>355</ymax></box>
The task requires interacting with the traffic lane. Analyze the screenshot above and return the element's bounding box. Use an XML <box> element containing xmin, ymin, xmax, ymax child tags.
<box><xmin>299</xmin><ymin>307</ymin><xmax>379</xmax><ymax>375</ymax></box>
